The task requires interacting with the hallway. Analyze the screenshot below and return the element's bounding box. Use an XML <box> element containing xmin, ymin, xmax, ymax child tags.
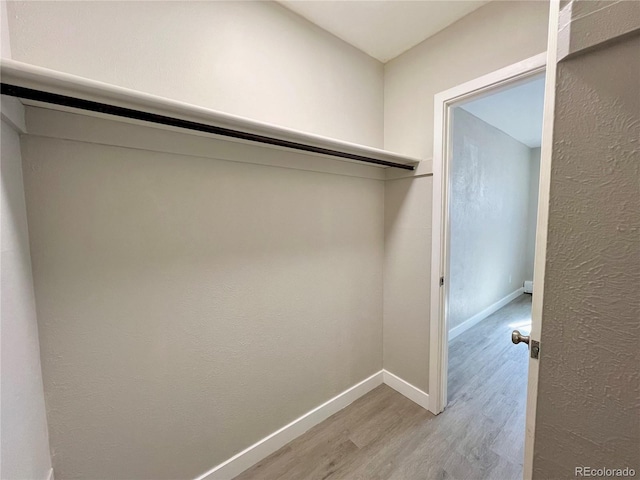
<box><xmin>236</xmin><ymin>295</ymin><xmax>532</xmax><ymax>479</ymax></box>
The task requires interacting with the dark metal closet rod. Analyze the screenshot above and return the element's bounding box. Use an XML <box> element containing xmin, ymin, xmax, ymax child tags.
<box><xmin>1</xmin><ymin>83</ymin><xmax>415</xmax><ymax>171</ymax></box>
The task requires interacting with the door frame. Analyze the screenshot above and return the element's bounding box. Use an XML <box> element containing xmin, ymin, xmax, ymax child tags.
<box><xmin>429</xmin><ymin>50</ymin><xmax>546</xmax><ymax>416</ymax></box>
<box><xmin>430</xmin><ymin>3</ymin><xmax>560</xmax><ymax>478</ymax></box>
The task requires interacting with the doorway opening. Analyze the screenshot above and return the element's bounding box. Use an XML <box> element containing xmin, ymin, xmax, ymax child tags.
<box><xmin>429</xmin><ymin>53</ymin><xmax>548</xmax><ymax>477</ymax></box>
<box><xmin>447</xmin><ymin>72</ymin><xmax>545</xmax><ymax>473</ymax></box>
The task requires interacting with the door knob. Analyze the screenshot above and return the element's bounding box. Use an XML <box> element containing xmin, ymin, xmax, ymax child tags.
<box><xmin>511</xmin><ymin>330</ymin><xmax>530</xmax><ymax>345</ymax></box>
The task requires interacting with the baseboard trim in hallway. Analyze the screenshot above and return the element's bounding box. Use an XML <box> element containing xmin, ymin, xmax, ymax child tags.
<box><xmin>449</xmin><ymin>287</ymin><xmax>525</xmax><ymax>341</ymax></box>
<box><xmin>195</xmin><ymin>369</ymin><xmax>430</xmax><ymax>480</ymax></box>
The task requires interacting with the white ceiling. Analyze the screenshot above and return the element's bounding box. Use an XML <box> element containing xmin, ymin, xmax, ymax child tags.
<box><xmin>277</xmin><ymin>1</ymin><xmax>490</xmax><ymax>63</ymax></box>
<box><xmin>460</xmin><ymin>75</ymin><xmax>546</xmax><ymax>148</ymax></box>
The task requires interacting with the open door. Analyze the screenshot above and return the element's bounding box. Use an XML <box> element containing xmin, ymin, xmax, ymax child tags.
<box><xmin>522</xmin><ymin>1</ymin><xmax>559</xmax><ymax>478</ymax></box>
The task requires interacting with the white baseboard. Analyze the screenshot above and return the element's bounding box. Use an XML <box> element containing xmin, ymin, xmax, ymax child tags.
<box><xmin>449</xmin><ymin>287</ymin><xmax>525</xmax><ymax>341</ymax></box>
<box><xmin>194</xmin><ymin>369</ymin><xmax>433</xmax><ymax>480</ymax></box>
<box><xmin>195</xmin><ymin>370</ymin><xmax>384</xmax><ymax>480</ymax></box>
<box><xmin>382</xmin><ymin>370</ymin><xmax>430</xmax><ymax>411</ymax></box>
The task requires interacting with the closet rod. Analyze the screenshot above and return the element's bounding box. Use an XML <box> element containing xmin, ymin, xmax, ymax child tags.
<box><xmin>1</xmin><ymin>83</ymin><xmax>415</xmax><ymax>171</ymax></box>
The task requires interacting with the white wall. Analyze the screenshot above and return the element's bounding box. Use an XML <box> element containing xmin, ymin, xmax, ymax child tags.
<box><xmin>3</xmin><ymin>3</ymin><xmax>385</xmax><ymax>477</ymax></box>
<box><xmin>21</xmin><ymin>107</ymin><xmax>384</xmax><ymax>480</ymax></box>
<box><xmin>1</xmin><ymin>2</ymin><xmax>52</xmax><ymax>476</ymax></box>
<box><xmin>1</xmin><ymin>0</ymin><xmax>11</xmax><ymax>58</ymax></box>
<box><xmin>1</xmin><ymin>115</ymin><xmax>52</xmax><ymax>480</ymax></box>
<box><xmin>383</xmin><ymin>175</ymin><xmax>432</xmax><ymax>392</ymax></box>
<box><xmin>6</xmin><ymin>0</ymin><xmax>383</xmax><ymax>148</ymax></box>
<box><xmin>448</xmin><ymin>108</ymin><xmax>532</xmax><ymax>332</ymax></box>
<box><xmin>525</xmin><ymin>147</ymin><xmax>541</xmax><ymax>281</ymax></box>
<box><xmin>383</xmin><ymin>0</ymin><xmax>549</xmax><ymax>392</ymax></box>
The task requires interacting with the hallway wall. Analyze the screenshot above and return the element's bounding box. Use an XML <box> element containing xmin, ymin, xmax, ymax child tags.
<box><xmin>448</xmin><ymin>108</ymin><xmax>533</xmax><ymax>333</ymax></box>
<box><xmin>524</xmin><ymin>147</ymin><xmax>541</xmax><ymax>281</ymax></box>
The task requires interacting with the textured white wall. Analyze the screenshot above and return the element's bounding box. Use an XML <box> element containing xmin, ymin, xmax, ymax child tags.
<box><xmin>448</xmin><ymin>108</ymin><xmax>532</xmax><ymax>331</ymax></box>
<box><xmin>1</xmin><ymin>117</ymin><xmax>52</xmax><ymax>480</ymax></box>
<box><xmin>21</xmin><ymin>109</ymin><xmax>384</xmax><ymax>480</ymax></box>
<box><xmin>6</xmin><ymin>0</ymin><xmax>383</xmax><ymax>147</ymax></box>
<box><xmin>525</xmin><ymin>148</ymin><xmax>541</xmax><ymax>281</ymax></box>
<box><xmin>383</xmin><ymin>0</ymin><xmax>549</xmax><ymax>392</ymax></box>
<box><xmin>532</xmin><ymin>29</ymin><xmax>640</xmax><ymax>480</ymax></box>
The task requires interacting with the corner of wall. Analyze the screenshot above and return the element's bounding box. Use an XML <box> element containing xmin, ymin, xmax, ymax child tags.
<box><xmin>1</xmin><ymin>114</ymin><xmax>53</xmax><ymax>480</ymax></box>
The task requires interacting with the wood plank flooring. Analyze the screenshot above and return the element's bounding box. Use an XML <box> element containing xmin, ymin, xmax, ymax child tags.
<box><xmin>235</xmin><ymin>294</ymin><xmax>532</xmax><ymax>480</ymax></box>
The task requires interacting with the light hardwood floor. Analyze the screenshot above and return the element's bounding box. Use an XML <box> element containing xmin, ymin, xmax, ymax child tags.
<box><xmin>235</xmin><ymin>294</ymin><xmax>532</xmax><ymax>480</ymax></box>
